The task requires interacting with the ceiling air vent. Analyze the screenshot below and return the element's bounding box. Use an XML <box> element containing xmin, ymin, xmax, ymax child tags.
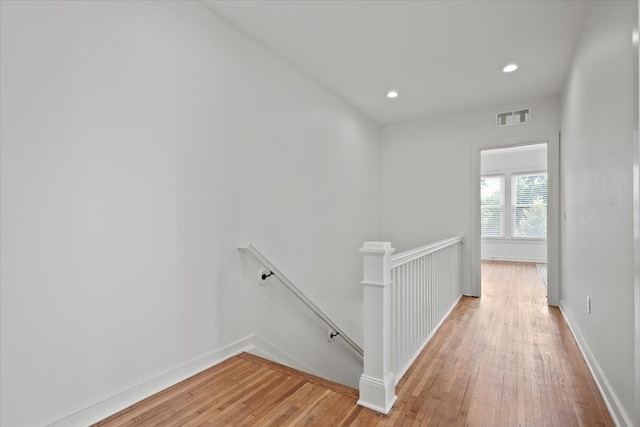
<box><xmin>496</xmin><ymin>108</ymin><xmax>531</xmax><ymax>127</ymax></box>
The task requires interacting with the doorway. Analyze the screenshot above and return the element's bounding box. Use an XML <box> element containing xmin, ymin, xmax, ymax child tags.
<box><xmin>470</xmin><ymin>133</ymin><xmax>560</xmax><ymax>306</ymax></box>
<box><xmin>480</xmin><ymin>143</ymin><xmax>549</xmax><ymax>294</ymax></box>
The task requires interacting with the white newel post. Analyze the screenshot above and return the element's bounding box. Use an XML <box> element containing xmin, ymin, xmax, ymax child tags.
<box><xmin>357</xmin><ymin>241</ymin><xmax>397</xmax><ymax>414</ymax></box>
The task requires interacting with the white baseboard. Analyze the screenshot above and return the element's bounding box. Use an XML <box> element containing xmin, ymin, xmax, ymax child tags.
<box><xmin>48</xmin><ymin>335</ymin><xmax>255</xmax><ymax>427</ymax></box>
<box><xmin>47</xmin><ymin>334</ymin><xmax>325</xmax><ymax>427</ymax></box>
<box><xmin>481</xmin><ymin>255</ymin><xmax>547</xmax><ymax>263</ymax></box>
<box><xmin>558</xmin><ymin>302</ymin><xmax>632</xmax><ymax>427</ymax></box>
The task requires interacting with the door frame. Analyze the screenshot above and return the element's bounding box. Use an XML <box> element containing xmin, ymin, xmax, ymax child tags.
<box><xmin>470</xmin><ymin>132</ymin><xmax>560</xmax><ymax>306</ymax></box>
<box><xmin>633</xmin><ymin>1</ymin><xmax>639</xmax><ymax>424</ymax></box>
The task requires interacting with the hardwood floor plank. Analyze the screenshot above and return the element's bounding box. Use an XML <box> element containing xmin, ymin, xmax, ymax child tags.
<box><xmin>337</xmin><ymin>404</ymin><xmax>366</xmax><ymax>426</ymax></box>
<box><xmin>242</xmin><ymin>377</ymin><xmax>305</xmax><ymax>422</ymax></box>
<box><xmin>180</xmin><ymin>370</ymin><xmax>281</xmax><ymax>426</ymax></box>
<box><xmin>237</xmin><ymin>352</ymin><xmax>359</xmax><ymax>400</ymax></box>
<box><xmin>92</xmin><ymin>357</ymin><xmax>243</xmax><ymax>427</ymax></box>
<box><xmin>249</xmin><ymin>382</ymin><xmax>318</xmax><ymax>426</ymax></box>
<box><xmin>278</xmin><ymin>388</ymin><xmax>334</xmax><ymax>425</ymax></box>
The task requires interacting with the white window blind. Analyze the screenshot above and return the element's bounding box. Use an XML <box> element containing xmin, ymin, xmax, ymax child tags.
<box><xmin>481</xmin><ymin>175</ymin><xmax>504</xmax><ymax>237</ymax></box>
<box><xmin>513</xmin><ymin>173</ymin><xmax>547</xmax><ymax>238</ymax></box>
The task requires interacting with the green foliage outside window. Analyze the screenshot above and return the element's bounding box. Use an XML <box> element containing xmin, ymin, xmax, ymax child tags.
<box><xmin>514</xmin><ymin>174</ymin><xmax>547</xmax><ymax>238</ymax></box>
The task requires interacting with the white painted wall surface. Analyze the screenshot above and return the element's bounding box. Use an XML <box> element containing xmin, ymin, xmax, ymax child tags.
<box><xmin>560</xmin><ymin>1</ymin><xmax>636</xmax><ymax>425</ymax></box>
<box><xmin>481</xmin><ymin>145</ymin><xmax>548</xmax><ymax>263</ymax></box>
<box><xmin>636</xmin><ymin>3</ymin><xmax>640</xmax><ymax>425</ymax></box>
<box><xmin>481</xmin><ymin>240</ymin><xmax>547</xmax><ymax>263</ymax></box>
<box><xmin>381</xmin><ymin>96</ymin><xmax>561</xmax><ymax>292</ymax></box>
<box><xmin>0</xmin><ymin>2</ymin><xmax>380</xmax><ymax>426</ymax></box>
<box><xmin>481</xmin><ymin>144</ymin><xmax>547</xmax><ymax>171</ymax></box>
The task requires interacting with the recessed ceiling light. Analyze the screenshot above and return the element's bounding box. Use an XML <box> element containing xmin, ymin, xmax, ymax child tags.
<box><xmin>387</xmin><ymin>90</ymin><xmax>398</xmax><ymax>99</ymax></box>
<box><xmin>502</xmin><ymin>63</ymin><xmax>518</xmax><ymax>73</ymax></box>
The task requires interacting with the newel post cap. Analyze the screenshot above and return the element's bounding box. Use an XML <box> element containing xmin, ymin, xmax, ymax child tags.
<box><xmin>360</xmin><ymin>241</ymin><xmax>395</xmax><ymax>254</ymax></box>
<box><xmin>360</xmin><ymin>242</ymin><xmax>394</xmax><ymax>286</ymax></box>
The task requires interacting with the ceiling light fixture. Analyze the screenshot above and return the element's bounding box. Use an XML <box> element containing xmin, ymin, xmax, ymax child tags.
<box><xmin>387</xmin><ymin>90</ymin><xmax>398</xmax><ymax>99</ymax></box>
<box><xmin>502</xmin><ymin>63</ymin><xmax>518</xmax><ymax>73</ymax></box>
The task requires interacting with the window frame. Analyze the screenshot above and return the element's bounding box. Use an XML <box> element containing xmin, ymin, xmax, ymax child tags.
<box><xmin>511</xmin><ymin>171</ymin><xmax>548</xmax><ymax>240</ymax></box>
<box><xmin>480</xmin><ymin>169</ymin><xmax>548</xmax><ymax>242</ymax></box>
<box><xmin>480</xmin><ymin>174</ymin><xmax>505</xmax><ymax>238</ymax></box>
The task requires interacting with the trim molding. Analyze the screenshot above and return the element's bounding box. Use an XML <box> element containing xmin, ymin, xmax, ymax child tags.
<box><xmin>357</xmin><ymin>373</ymin><xmax>397</xmax><ymax>414</ymax></box>
<box><xmin>47</xmin><ymin>334</ymin><xmax>317</xmax><ymax>427</ymax></box>
<box><xmin>481</xmin><ymin>256</ymin><xmax>547</xmax><ymax>263</ymax></box>
<box><xmin>559</xmin><ymin>302</ymin><xmax>632</xmax><ymax>427</ymax></box>
<box><xmin>633</xmin><ymin>2</ymin><xmax>640</xmax><ymax>425</ymax></box>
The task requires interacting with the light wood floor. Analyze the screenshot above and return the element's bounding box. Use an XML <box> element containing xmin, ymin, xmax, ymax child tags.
<box><xmin>94</xmin><ymin>261</ymin><xmax>612</xmax><ymax>426</ymax></box>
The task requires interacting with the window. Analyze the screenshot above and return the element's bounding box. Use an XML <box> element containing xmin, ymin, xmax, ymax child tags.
<box><xmin>480</xmin><ymin>175</ymin><xmax>504</xmax><ymax>237</ymax></box>
<box><xmin>512</xmin><ymin>173</ymin><xmax>547</xmax><ymax>238</ymax></box>
<box><xmin>480</xmin><ymin>171</ymin><xmax>548</xmax><ymax>240</ymax></box>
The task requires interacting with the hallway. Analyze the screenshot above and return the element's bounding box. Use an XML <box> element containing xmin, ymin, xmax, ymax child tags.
<box><xmin>384</xmin><ymin>261</ymin><xmax>613</xmax><ymax>425</ymax></box>
<box><xmin>94</xmin><ymin>261</ymin><xmax>612</xmax><ymax>426</ymax></box>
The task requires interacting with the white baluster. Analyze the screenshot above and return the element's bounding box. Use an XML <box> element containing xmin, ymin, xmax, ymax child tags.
<box><xmin>403</xmin><ymin>263</ymin><xmax>407</xmax><ymax>364</ymax></box>
<box><xmin>392</xmin><ymin>269</ymin><xmax>398</xmax><ymax>375</ymax></box>
<box><xmin>420</xmin><ymin>256</ymin><xmax>425</xmax><ymax>343</ymax></box>
<box><xmin>430</xmin><ymin>254</ymin><xmax>433</xmax><ymax>332</ymax></box>
<box><xmin>410</xmin><ymin>261</ymin><xmax>415</xmax><ymax>354</ymax></box>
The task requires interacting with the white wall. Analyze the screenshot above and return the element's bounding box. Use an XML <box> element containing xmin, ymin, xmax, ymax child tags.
<box><xmin>481</xmin><ymin>143</ymin><xmax>547</xmax><ymax>171</ymax></box>
<box><xmin>381</xmin><ymin>96</ymin><xmax>561</xmax><ymax>292</ymax></box>
<box><xmin>636</xmin><ymin>3</ymin><xmax>640</xmax><ymax>425</ymax></box>
<box><xmin>481</xmin><ymin>239</ymin><xmax>546</xmax><ymax>263</ymax></box>
<box><xmin>0</xmin><ymin>2</ymin><xmax>381</xmax><ymax>426</ymax></box>
<box><xmin>481</xmin><ymin>145</ymin><xmax>547</xmax><ymax>263</ymax></box>
<box><xmin>560</xmin><ymin>1</ymin><xmax>636</xmax><ymax>425</ymax></box>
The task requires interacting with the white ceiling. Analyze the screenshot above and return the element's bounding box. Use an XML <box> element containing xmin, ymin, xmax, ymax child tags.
<box><xmin>202</xmin><ymin>1</ymin><xmax>587</xmax><ymax>126</ymax></box>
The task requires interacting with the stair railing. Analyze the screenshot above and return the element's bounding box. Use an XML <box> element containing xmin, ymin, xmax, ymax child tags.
<box><xmin>357</xmin><ymin>236</ymin><xmax>463</xmax><ymax>414</ymax></box>
<box><xmin>238</xmin><ymin>243</ymin><xmax>363</xmax><ymax>357</ymax></box>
